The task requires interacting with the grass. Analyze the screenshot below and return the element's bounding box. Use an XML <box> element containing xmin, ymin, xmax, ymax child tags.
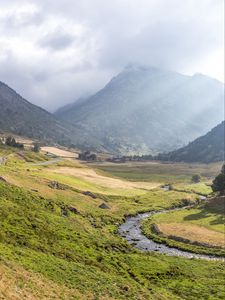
<box><xmin>0</xmin><ymin>148</ymin><xmax>224</xmax><ymax>299</ymax></box>
<box><xmin>172</xmin><ymin>182</ymin><xmax>213</xmax><ymax>196</ymax></box>
<box><xmin>156</xmin><ymin>223</ymin><xmax>224</xmax><ymax>248</ymax></box>
<box><xmin>93</xmin><ymin>161</ymin><xmax>222</xmax><ymax>183</ymax></box>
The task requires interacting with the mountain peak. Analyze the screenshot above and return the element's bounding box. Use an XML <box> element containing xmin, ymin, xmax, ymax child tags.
<box><xmin>56</xmin><ymin>67</ymin><xmax>224</xmax><ymax>155</ymax></box>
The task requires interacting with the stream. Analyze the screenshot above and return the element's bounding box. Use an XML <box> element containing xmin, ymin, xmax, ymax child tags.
<box><xmin>119</xmin><ymin>206</ymin><xmax>224</xmax><ymax>261</ymax></box>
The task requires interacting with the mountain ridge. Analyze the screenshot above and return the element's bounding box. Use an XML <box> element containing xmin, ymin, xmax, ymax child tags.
<box><xmin>0</xmin><ymin>81</ymin><xmax>73</xmax><ymax>145</ymax></box>
<box><xmin>156</xmin><ymin>121</ymin><xmax>225</xmax><ymax>163</ymax></box>
<box><xmin>56</xmin><ymin>66</ymin><xmax>224</xmax><ymax>155</ymax></box>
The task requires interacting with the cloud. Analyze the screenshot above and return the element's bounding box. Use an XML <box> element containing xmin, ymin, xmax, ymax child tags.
<box><xmin>39</xmin><ymin>31</ymin><xmax>75</xmax><ymax>51</ymax></box>
<box><xmin>0</xmin><ymin>0</ymin><xmax>223</xmax><ymax>111</ymax></box>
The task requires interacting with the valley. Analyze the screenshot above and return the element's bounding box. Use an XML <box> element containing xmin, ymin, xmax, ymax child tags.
<box><xmin>0</xmin><ymin>2</ymin><xmax>224</xmax><ymax>299</ymax></box>
<box><xmin>0</xmin><ymin>143</ymin><xmax>224</xmax><ymax>299</ymax></box>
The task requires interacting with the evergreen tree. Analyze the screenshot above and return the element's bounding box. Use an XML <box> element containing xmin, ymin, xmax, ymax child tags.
<box><xmin>191</xmin><ymin>174</ymin><xmax>201</xmax><ymax>183</ymax></box>
<box><xmin>212</xmin><ymin>164</ymin><xmax>225</xmax><ymax>195</ymax></box>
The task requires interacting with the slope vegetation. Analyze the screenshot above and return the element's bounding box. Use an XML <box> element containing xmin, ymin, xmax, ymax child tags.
<box><xmin>0</xmin><ymin>145</ymin><xmax>224</xmax><ymax>299</ymax></box>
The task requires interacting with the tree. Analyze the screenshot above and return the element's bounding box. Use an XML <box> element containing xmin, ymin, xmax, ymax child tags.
<box><xmin>5</xmin><ymin>136</ymin><xmax>16</xmax><ymax>147</ymax></box>
<box><xmin>33</xmin><ymin>143</ymin><xmax>40</xmax><ymax>153</ymax></box>
<box><xmin>191</xmin><ymin>174</ymin><xmax>201</xmax><ymax>183</ymax></box>
<box><xmin>212</xmin><ymin>164</ymin><xmax>225</xmax><ymax>195</ymax></box>
<box><xmin>5</xmin><ymin>136</ymin><xmax>24</xmax><ymax>149</ymax></box>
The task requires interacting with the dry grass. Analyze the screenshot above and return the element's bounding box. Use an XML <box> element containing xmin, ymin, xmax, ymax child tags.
<box><xmin>157</xmin><ymin>223</ymin><xmax>225</xmax><ymax>248</ymax></box>
<box><xmin>47</xmin><ymin>166</ymin><xmax>160</xmax><ymax>190</ymax></box>
<box><xmin>0</xmin><ymin>261</ymin><xmax>86</xmax><ymax>300</ymax></box>
<box><xmin>41</xmin><ymin>147</ymin><xmax>78</xmax><ymax>158</ymax></box>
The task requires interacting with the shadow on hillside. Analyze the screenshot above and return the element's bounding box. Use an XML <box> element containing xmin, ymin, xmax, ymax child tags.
<box><xmin>184</xmin><ymin>197</ymin><xmax>225</xmax><ymax>224</ymax></box>
<box><xmin>184</xmin><ymin>209</ymin><xmax>210</xmax><ymax>221</ymax></box>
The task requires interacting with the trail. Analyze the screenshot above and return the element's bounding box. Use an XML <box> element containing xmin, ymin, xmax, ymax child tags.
<box><xmin>30</xmin><ymin>158</ymin><xmax>63</xmax><ymax>166</ymax></box>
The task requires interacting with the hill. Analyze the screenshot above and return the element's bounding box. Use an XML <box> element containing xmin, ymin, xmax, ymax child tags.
<box><xmin>0</xmin><ymin>81</ymin><xmax>75</xmax><ymax>145</ymax></box>
<box><xmin>0</xmin><ymin>145</ymin><xmax>224</xmax><ymax>299</ymax></box>
<box><xmin>56</xmin><ymin>65</ymin><xmax>224</xmax><ymax>155</ymax></box>
<box><xmin>157</xmin><ymin>121</ymin><xmax>224</xmax><ymax>163</ymax></box>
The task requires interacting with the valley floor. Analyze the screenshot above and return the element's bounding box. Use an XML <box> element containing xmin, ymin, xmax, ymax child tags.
<box><xmin>0</xmin><ymin>146</ymin><xmax>224</xmax><ymax>299</ymax></box>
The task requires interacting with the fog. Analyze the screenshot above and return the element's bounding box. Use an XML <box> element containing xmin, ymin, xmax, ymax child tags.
<box><xmin>0</xmin><ymin>0</ymin><xmax>223</xmax><ymax>111</ymax></box>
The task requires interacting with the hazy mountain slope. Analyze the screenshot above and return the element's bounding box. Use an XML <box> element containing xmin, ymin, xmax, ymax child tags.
<box><xmin>56</xmin><ymin>66</ymin><xmax>224</xmax><ymax>155</ymax></box>
<box><xmin>0</xmin><ymin>81</ymin><xmax>73</xmax><ymax>145</ymax></box>
<box><xmin>157</xmin><ymin>121</ymin><xmax>224</xmax><ymax>163</ymax></box>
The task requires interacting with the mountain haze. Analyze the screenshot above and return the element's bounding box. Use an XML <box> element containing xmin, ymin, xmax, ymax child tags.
<box><xmin>56</xmin><ymin>66</ymin><xmax>224</xmax><ymax>155</ymax></box>
<box><xmin>157</xmin><ymin>121</ymin><xmax>225</xmax><ymax>163</ymax></box>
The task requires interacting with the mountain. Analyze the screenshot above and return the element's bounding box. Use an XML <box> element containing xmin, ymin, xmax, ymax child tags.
<box><xmin>0</xmin><ymin>81</ymin><xmax>73</xmax><ymax>145</ymax></box>
<box><xmin>157</xmin><ymin>121</ymin><xmax>225</xmax><ymax>163</ymax></box>
<box><xmin>56</xmin><ymin>65</ymin><xmax>224</xmax><ymax>155</ymax></box>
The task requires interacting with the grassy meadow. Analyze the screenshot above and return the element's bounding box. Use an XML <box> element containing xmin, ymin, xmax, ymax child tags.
<box><xmin>0</xmin><ymin>145</ymin><xmax>224</xmax><ymax>299</ymax></box>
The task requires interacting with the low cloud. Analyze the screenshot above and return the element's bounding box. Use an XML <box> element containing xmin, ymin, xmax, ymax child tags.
<box><xmin>0</xmin><ymin>0</ymin><xmax>223</xmax><ymax>111</ymax></box>
<box><xmin>39</xmin><ymin>31</ymin><xmax>75</xmax><ymax>51</ymax></box>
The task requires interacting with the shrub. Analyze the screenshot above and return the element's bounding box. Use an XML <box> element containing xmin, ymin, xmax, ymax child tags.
<box><xmin>191</xmin><ymin>174</ymin><xmax>201</xmax><ymax>183</ymax></box>
<box><xmin>212</xmin><ymin>164</ymin><xmax>225</xmax><ymax>195</ymax></box>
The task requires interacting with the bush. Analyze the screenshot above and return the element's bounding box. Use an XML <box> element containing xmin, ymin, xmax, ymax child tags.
<box><xmin>33</xmin><ymin>143</ymin><xmax>40</xmax><ymax>153</ymax></box>
<box><xmin>191</xmin><ymin>174</ymin><xmax>201</xmax><ymax>183</ymax></box>
<box><xmin>5</xmin><ymin>136</ymin><xmax>24</xmax><ymax>149</ymax></box>
<box><xmin>212</xmin><ymin>164</ymin><xmax>225</xmax><ymax>195</ymax></box>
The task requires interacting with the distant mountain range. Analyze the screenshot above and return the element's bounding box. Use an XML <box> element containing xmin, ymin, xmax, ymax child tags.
<box><xmin>0</xmin><ymin>66</ymin><xmax>224</xmax><ymax>157</ymax></box>
<box><xmin>0</xmin><ymin>81</ymin><xmax>73</xmax><ymax>145</ymax></box>
<box><xmin>156</xmin><ymin>121</ymin><xmax>224</xmax><ymax>163</ymax></box>
<box><xmin>56</xmin><ymin>65</ymin><xmax>224</xmax><ymax>155</ymax></box>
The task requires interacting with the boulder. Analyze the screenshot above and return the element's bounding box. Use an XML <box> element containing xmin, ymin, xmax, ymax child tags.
<box><xmin>48</xmin><ymin>181</ymin><xmax>65</xmax><ymax>190</ymax></box>
<box><xmin>83</xmin><ymin>191</ymin><xmax>97</xmax><ymax>199</ymax></box>
<box><xmin>0</xmin><ymin>176</ymin><xmax>7</xmax><ymax>182</ymax></box>
<box><xmin>99</xmin><ymin>203</ymin><xmax>110</xmax><ymax>209</ymax></box>
<box><xmin>68</xmin><ymin>206</ymin><xmax>78</xmax><ymax>214</ymax></box>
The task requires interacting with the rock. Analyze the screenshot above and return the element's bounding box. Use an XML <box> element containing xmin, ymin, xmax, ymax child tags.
<box><xmin>83</xmin><ymin>191</ymin><xmax>97</xmax><ymax>199</ymax></box>
<box><xmin>68</xmin><ymin>206</ymin><xmax>78</xmax><ymax>214</ymax></box>
<box><xmin>99</xmin><ymin>203</ymin><xmax>110</xmax><ymax>209</ymax></box>
<box><xmin>0</xmin><ymin>176</ymin><xmax>7</xmax><ymax>182</ymax></box>
<box><xmin>48</xmin><ymin>181</ymin><xmax>65</xmax><ymax>190</ymax></box>
<box><xmin>61</xmin><ymin>208</ymin><xmax>68</xmax><ymax>217</ymax></box>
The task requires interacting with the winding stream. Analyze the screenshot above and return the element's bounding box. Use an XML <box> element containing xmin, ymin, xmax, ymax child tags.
<box><xmin>119</xmin><ymin>206</ymin><xmax>224</xmax><ymax>261</ymax></box>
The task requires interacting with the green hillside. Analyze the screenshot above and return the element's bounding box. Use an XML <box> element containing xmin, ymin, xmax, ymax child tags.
<box><xmin>157</xmin><ymin>121</ymin><xmax>224</xmax><ymax>163</ymax></box>
<box><xmin>0</xmin><ymin>145</ymin><xmax>224</xmax><ymax>299</ymax></box>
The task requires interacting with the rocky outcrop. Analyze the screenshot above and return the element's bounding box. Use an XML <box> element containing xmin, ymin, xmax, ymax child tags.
<box><xmin>99</xmin><ymin>203</ymin><xmax>110</xmax><ymax>209</ymax></box>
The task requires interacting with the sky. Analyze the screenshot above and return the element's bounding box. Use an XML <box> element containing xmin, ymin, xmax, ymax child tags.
<box><xmin>0</xmin><ymin>0</ymin><xmax>224</xmax><ymax>111</ymax></box>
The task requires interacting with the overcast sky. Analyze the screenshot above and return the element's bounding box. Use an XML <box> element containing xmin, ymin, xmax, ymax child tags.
<box><xmin>0</xmin><ymin>0</ymin><xmax>224</xmax><ymax>111</ymax></box>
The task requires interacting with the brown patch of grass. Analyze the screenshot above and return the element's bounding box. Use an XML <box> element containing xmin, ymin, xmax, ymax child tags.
<box><xmin>41</xmin><ymin>147</ymin><xmax>78</xmax><ymax>158</ymax></box>
<box><xmin>46</xmin><ymin>166</ymin><xmax>160</xmax><ymax>190</ymax></box>
<box><xmin>157</xmin><ymin>223</ymin><xmax>225</xmax><ymax>248</ymax></box>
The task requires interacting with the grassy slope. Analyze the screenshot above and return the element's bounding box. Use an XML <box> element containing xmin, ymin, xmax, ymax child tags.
<box><xmin>0</xmin><ymin>148</ymin><xmax>224</xmax><ymax>299</ymax></box>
